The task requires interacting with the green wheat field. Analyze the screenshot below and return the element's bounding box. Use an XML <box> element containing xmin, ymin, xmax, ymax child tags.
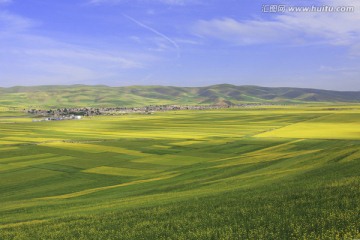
<box><xmin>0</xmin><ymin>105</ymin><xmax>359</xmax><ymax>239</ymax></box>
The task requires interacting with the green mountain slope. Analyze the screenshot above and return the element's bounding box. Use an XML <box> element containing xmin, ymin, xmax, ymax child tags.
<box><xmin>0</xmin><ymin>84</ymin><xmax>359</xmax><ymax>107</ymax></box>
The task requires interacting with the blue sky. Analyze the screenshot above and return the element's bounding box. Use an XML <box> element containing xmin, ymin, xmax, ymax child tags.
<box><xmin>0</xmin><ymin>0</ymin><xmax>359</xmax><ymax>90</ymax></box>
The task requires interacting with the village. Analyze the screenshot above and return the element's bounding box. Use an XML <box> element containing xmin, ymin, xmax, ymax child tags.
<box><xmin>27</xmin><ymin>103</ymin><xmax>278</xmax><ymax>121</ymax></box>
<box><xmin>31</xmin><ymin>115</ymin><xmax>83</xmax><ymax>122</ymax></box>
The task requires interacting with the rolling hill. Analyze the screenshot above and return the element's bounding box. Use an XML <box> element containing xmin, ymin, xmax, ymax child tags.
<box><xmin>0</xmin><ymin>84</ymin><xmax>360</xmax><ymax>107</ymax></box>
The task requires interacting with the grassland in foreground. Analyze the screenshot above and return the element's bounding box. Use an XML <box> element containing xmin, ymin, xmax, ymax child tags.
<box><xmin>0</xmin><ymin>105</ymin><xmax>359</xmax><ymax>239</ymax></box>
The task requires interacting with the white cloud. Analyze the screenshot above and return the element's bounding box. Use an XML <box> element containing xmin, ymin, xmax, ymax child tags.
<box><xmin>0</xmin><ymin>11</ymin><xmax>159</xmax><ymax>86</ymax></box>
<box><xmin>124</xmin><ymin>14</ymin><xmax>180</xmax><ymax>58</ymax></box>
<box><xmin>194</xmin><ymin>18</ymin><xmax>293</xmax><ymax>45</ymax></box>
<box><xmin>0</xmin><ymin>11</ymin><xmax>36</xmax><ymax>33</ymax></box>
<box><xmin>0</xmin><ymin>0</ymin><xmax>12</xmax><ymax>5</ymax></box>
<box><xmin>175</xmin><ymin>38</ymin><xmax>202</xmax><ymax>45</ymax></box>
<box><xmin>193</xmin><ymin>0</ymin><xmax>360</xmax><ymax>47</ymax></box>
<box><xmin>24</xmin><ymin>48</ymin><xmax>142</xmax><ymax>69</ymax></box>
<box><xmin>318</xmin><ymin>65</ymin><xmax>360</xmax><ymax>76</ymax></box>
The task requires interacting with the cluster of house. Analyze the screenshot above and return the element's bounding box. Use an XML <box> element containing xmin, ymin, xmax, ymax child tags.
<box><xmin>27</xmin><ymin>108</ymin><xmax>101</xmax><ymax>117</ymax></box>
<box><xmin>27</xmin><ymin>103</ymin><xmax>277</xmax><ymax>120</ymax></box>
<box><xmin>32</xmin><ymin>115</ymin><xmax>82</xmax><ymax>122</ymax></box>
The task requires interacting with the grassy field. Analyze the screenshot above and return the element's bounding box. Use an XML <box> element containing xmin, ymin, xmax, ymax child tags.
<box><xmin>0</xmin><ymin>105</ymin><xmax>359</xmax><ymax>239</ymax></box>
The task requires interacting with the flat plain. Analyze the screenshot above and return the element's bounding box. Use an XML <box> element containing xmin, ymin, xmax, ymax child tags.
<box><xmin>0</xmin><ymin>105</ymin><xmax>359</xmax><ymax>239</ymax></box>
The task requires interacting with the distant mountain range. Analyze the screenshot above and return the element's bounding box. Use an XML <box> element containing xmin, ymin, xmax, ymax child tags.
<box><xmin>0</xmin><ymin>84</ymin><xmax>359</xmax><ymax>107</ymax></box>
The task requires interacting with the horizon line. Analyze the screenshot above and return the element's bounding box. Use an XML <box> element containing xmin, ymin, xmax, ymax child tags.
<box><xmin>0</xmin><ymin>83</ymin><xmax>359</xmax><ymax>92</ymax></box>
